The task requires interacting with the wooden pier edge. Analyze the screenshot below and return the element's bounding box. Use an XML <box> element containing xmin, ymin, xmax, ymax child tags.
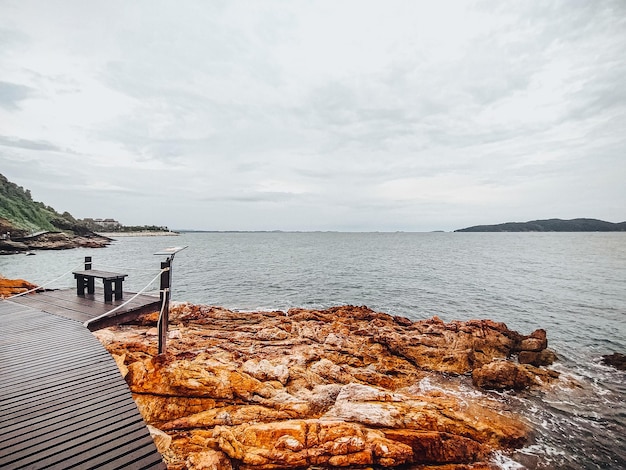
<box><xmin>85</xmin><ymin>302</ymin><xmax>163</xmax><ymax>331</ymax></box>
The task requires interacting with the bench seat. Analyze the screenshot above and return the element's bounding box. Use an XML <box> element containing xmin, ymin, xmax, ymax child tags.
<box><xmin>72</xmin><ymin>270</ymin><xmax>128</xmax><ymax>302</ymax></box>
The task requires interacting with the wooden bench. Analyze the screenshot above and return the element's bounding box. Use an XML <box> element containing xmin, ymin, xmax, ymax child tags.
<box><xmin>72</xmin><ymin>269</ymin><xmax>128</xmax><ymax>302</ymax></box>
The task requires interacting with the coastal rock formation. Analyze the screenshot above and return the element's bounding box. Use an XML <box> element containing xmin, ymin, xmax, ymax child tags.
<box><xmin>22</xmin><ymin>232</ymin><xmax>111</xmax><ymax>250</ymax></box>
<box><xmin>471</xmin><ymin>360</ymin><xmax>559</xmax><ymax>390</ymax></box>
<box><xmin>0</xmin><ymin>231</ymin><xmax>110</xmax><ymax>253</ymax></box>
<box><xmin>0</xmin><ymin>276</ymin><xmax>38</xmax><ymax>298</ymax></box>
<box><xmin>95</xmin><ymin>304</ymin><xmax>560</xmax><ymax>469</ymax></box>
<box><xmin>0</xmin><ymin>239</ymin><xmax>30</xmax><ymax>253</ymax></box>
<box><xmin>601</xmin><ymin>352</ymin><xmax>626</xmax><ymax>371</ymax></box>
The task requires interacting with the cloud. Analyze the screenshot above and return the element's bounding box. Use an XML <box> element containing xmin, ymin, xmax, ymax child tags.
<box><xmin>0</xmin><ymin>135</ymin><xmax>62</xmax><ymax>151</ymax></box>
<box><xmin>203</xmin><ymin>191</ymin><xmax>302</xmax><ymax>204</ymax></box>
<box><xmin>0</xmin><ymin>81</ymin><xmax>33</xmax><ymax>109</ymax></box>
<box><xmin>0</xmin><ymin>0</ymin><xmax>624</xmax><ymax>230</ymax></box>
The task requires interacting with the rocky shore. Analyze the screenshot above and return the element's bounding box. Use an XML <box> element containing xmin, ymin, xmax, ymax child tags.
<box><xmin>0</xmin><ymin>276</ymin><xmax>39</xmax><ymax>297</ymax></box>
<box><xmin>0</xmin><ymin>231</ymin><xmax>111</xmax><ymax>254</ymax></box>
<box><xmin>95</xmin><ymin>304</ymin><xmax>563</xmax><ymax>470</ymax></box>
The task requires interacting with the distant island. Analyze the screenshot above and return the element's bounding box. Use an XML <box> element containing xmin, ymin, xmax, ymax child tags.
<box><xmin>455</xmin><ymin>218</ymin><xmax>626</xmax><ymax>232</ymax></box>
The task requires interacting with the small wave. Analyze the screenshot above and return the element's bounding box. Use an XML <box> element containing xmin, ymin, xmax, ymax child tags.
<box><xmin>491</xmin><ymin>451</ymin><xmax>525</xmax><ymax>470</ymax></box>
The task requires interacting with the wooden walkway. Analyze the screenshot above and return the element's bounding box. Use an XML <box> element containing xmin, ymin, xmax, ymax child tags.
<box><xmin>11</xmin><ymin>288</ymin><xmax>162</xmax><ymax>331</ymax></box>
<box><xmin>0</xmin><ymin>300</ymin><xmax>166</xmax><ymax>469</ymax></box>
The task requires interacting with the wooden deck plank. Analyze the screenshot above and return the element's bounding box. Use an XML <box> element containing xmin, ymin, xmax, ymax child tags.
<box><xmin>0</xmin><ymin>315</ymin><xmax>64</xmax><ymax>339</ymax></box>
<box><xmin>35</xmin><ymin>287</ymin><xmax>160</xmax><ymax>310</ymax></box>
<box><xmin>1</xmin><ymin>364</ymin><xmax>119</xmax><ymax>403</ymax></box>
<box><xmin>2</xmin><ymin>359</ymin><xmax>116</xmax><ymax>392</ymax></box>
<box><xmin>1</xmin><ymin>369</ymin><xmax>125</xmax><ymax>414</ymax></box>
<box><xmin>1</xmin><ymin>404</ymin><xmax>142</xmax><ymax>465</ymax></box>
<box><xmin>1</xmin><ymin>387</ymin><xmax>131</xmax><ymax>442</ymax></box>
<box><xmin>1</xmin><ymin>337</ymin><xmax>106</xmax><ymax>364</ymax></box>
<box><xmin>1</xmin><ymin>365</ymin><xmax>119</xmax><ymax>398</ymax></box>
<box><xmin>0</xmin><ymin>300</ymin><xmax>165</xmax><ymax>470</ymax></box>
<box><xmin>107</xmin><ymin>438</ymin><xmax>168</xmax><ymax>469</ymax></box>
<box><xmin>0</xmin><ymin>373</ymin><xmax>124</xmax><ymax>420</ymax></box>
<box><xmin>1</xmin><ymin>336</ymin><xmax>109</xmax><ymax>363</ymax></box>
<box><xmin>26</xmin><ymin>426</ymin><xmax>151</xmax><ymax>469</ymax></box>
<box><xmin>1</xmin><ymin>328</ymin><xmax>87</xmax><ymax>352</ymax></box>
<box><xmin>11</xmin><ymin>288</ymin><xmax>161</xmax><ymax>328</ymax></box>
<box><xmin>2</xmin><ymin>355</ymin><xmax>113</xmax><ymax>388</ymax></box>
<box><xmin>11</xmin><ymin>294</ymin><xmax>99</xmax><ymax>322</ymax></box>
<box><xmin>3</xmin><ymin>407</ymin><xmax>144</xmax><ymax>467</ymax></box>
<box><xmin>75</xmin><ymin>434</ymin><xmax>159</xmax><ymax>470</ymax></box>
<box><xmin>0</xmin><ymin>399</ymin><xmax>136</xmax><ymax>450</ymax></box>
<box><xmin>1</xmin><ymin>351</ymin><xmax>107</xmax><ymax>376</ymax></box>
<box><xmin>0</xmin><ymin>302</ymin><xmax>34</xmax><ymax>315</ymax></box>
<box><xmin>113</xmin><ymin>452</ymin><xmax>168</xmax><ymax>470</ymax></box>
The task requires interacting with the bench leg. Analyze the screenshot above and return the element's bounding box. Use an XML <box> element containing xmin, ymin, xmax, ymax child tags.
<box><xmin>114</xmin><ymin>279</ymin><xmax>123</xmax><ymax>300</ymax></box>
<box><xmin>104</xmin><ymin>280</ymin><xmax>113</xmax><ymax>302</ymax></box>
<box><xmin>87</xmin><ymin>277</ymin><xmax>95</xmax><ymax>295</ymax></box>
<box><xmin>76</xmin><ymin>276</ymin><xmax>86</xmax><ymax>296</ymax></box>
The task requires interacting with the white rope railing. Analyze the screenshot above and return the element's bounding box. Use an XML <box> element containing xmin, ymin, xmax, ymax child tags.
<box><xmin>83</xmin><ymin>267</ymin><xmax>169</xmax><ymax>327</ymax></box>
<box><xmin>2</xmin><ymin>264</ymin><xmax>83</xmax><ymax>300</ymax></box>
<box><xmin>156</xmin><ymin>287</ymin><xmax>169</xmax><ymax>336</ymax></box>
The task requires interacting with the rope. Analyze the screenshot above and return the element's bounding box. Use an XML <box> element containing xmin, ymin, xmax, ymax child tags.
<box><xmin>2</xmin><ymin>264</ymin><xmax>83</xmax><ymax>300</ymax></box>
<box><xmin>156</xmin><ymin>287</ymin><xmax>169</xmax><ymax>340</ymax></box>
<box><xmin>83</xmin><ymin>267</ymin><xmax>169</xmax><ymax>327</ymax></box>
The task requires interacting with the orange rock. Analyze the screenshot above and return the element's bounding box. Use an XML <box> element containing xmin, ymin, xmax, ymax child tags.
<box><xmin>518</xmin><ymin>349</ymin><xmax>557</xmax><ymax>367</ymax></box>
<box><xmin>213</xmin><ymin>419</ymin><xmax>413</xmax><ymax>468</ymax></box>
<box><xmin>133</xmin><ymin>394</ymin><xmax>219</xmax><ymax>424</ymax></box>
<box><xmin>93</xmin><ymin>304</ymin><xmax>559</xmax><ymax>469</ymax></box>
<box><xmin>472</xmin><ymin>361</ymin><xmax>528</xmax><ymax>390</ymax></box>
<box><xmin>186</xmin><ymin>450</ymin><xmax>232</xmax><ymax>470</ymax></box>
<box><xmin>383</xmin><ymin>429</ymin><xmax>486</xmax><ymax>464</ymax></box>
<box><xmin>126</xmin><ymin>356</ymin><xmax>276</xmax><ymax>399</ymax></box>
<box><xmin>472</xmin><ymin>361</ymin><xmax>558</xmax><ymax>391</ymax></box>
<box><xmin>147</xmin><ymin>424</ymin><xmax>172</xmax><ymax>454</ymax></box>
<box><xmin>0</xmin><ymin>276</ymin><xmax>38</xmax><ymax>298</ymax></box>
<box><xmin>324</xmin><ymin>383</ymin><xmax>527</xmax><ymax>448</ymax></box>
<box><xmin>162</xmin><ymin>404</ymin><xmax>305</xmax><ymax>431</ymax></box>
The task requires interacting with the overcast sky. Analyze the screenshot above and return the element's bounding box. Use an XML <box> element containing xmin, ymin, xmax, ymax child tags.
<box><xmin>1</xmin><ymin>1</ymin><xmax>625</xmax><ymax>231</ymax></box>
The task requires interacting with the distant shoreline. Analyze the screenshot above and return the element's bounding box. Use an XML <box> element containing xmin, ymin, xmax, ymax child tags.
<box><xmin>96</xmin><ymin>231</ymin><xmax>179</xmax><ymax>238</ymax></box>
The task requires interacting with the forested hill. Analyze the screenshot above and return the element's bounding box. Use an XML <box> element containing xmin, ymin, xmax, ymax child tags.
<box><xmin>455</xmin><ymin>218</ymin><xmax>626</xmax><ymax>232</ymax></box>
<box><xmin>0</xmin><ymin>173</ymin><xmax>91</xmax><ymax>237</ymax></box>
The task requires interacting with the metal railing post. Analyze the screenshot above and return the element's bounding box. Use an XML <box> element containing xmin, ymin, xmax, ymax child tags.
<box><xmin>158</xmin><ymin>259</ymin><xmax>171</xmax><ymax>355</ymax></box>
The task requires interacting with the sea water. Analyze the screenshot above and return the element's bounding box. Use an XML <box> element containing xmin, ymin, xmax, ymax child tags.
<box><xmin>1</xmin><ymin>232</ymin><xmax>624</xmax><ymax>469</ymax></box>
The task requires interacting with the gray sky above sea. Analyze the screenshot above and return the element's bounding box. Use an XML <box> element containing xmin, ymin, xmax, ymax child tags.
<box><xmin>1</xmin><ymin>1</ymin><xmax>625</xmax><ymax>232</ymax></box>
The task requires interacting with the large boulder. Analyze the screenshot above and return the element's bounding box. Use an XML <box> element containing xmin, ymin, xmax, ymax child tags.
<box><xmin>472</xmin><ymin>360</ymin><xmax>559</xmax><ymax>391</ymax></box>
<box><xmin>602</xmin><ymin>352</ymin><xmax>626</xmax><ymax>370</ymax></box>
<box><xmin>472</xmin><ymin>361</ymin><xmax>534</xmax><ymax>390</ymax></box>
<box><xmin>518</xmin><ymin>349</ymin><xmax>557</xmax><ymax>367</ymax></box>
<box><xmin>517</xmin><ymin>329</ymin><xmax>548</xmax><ymax>352</ymax></box>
